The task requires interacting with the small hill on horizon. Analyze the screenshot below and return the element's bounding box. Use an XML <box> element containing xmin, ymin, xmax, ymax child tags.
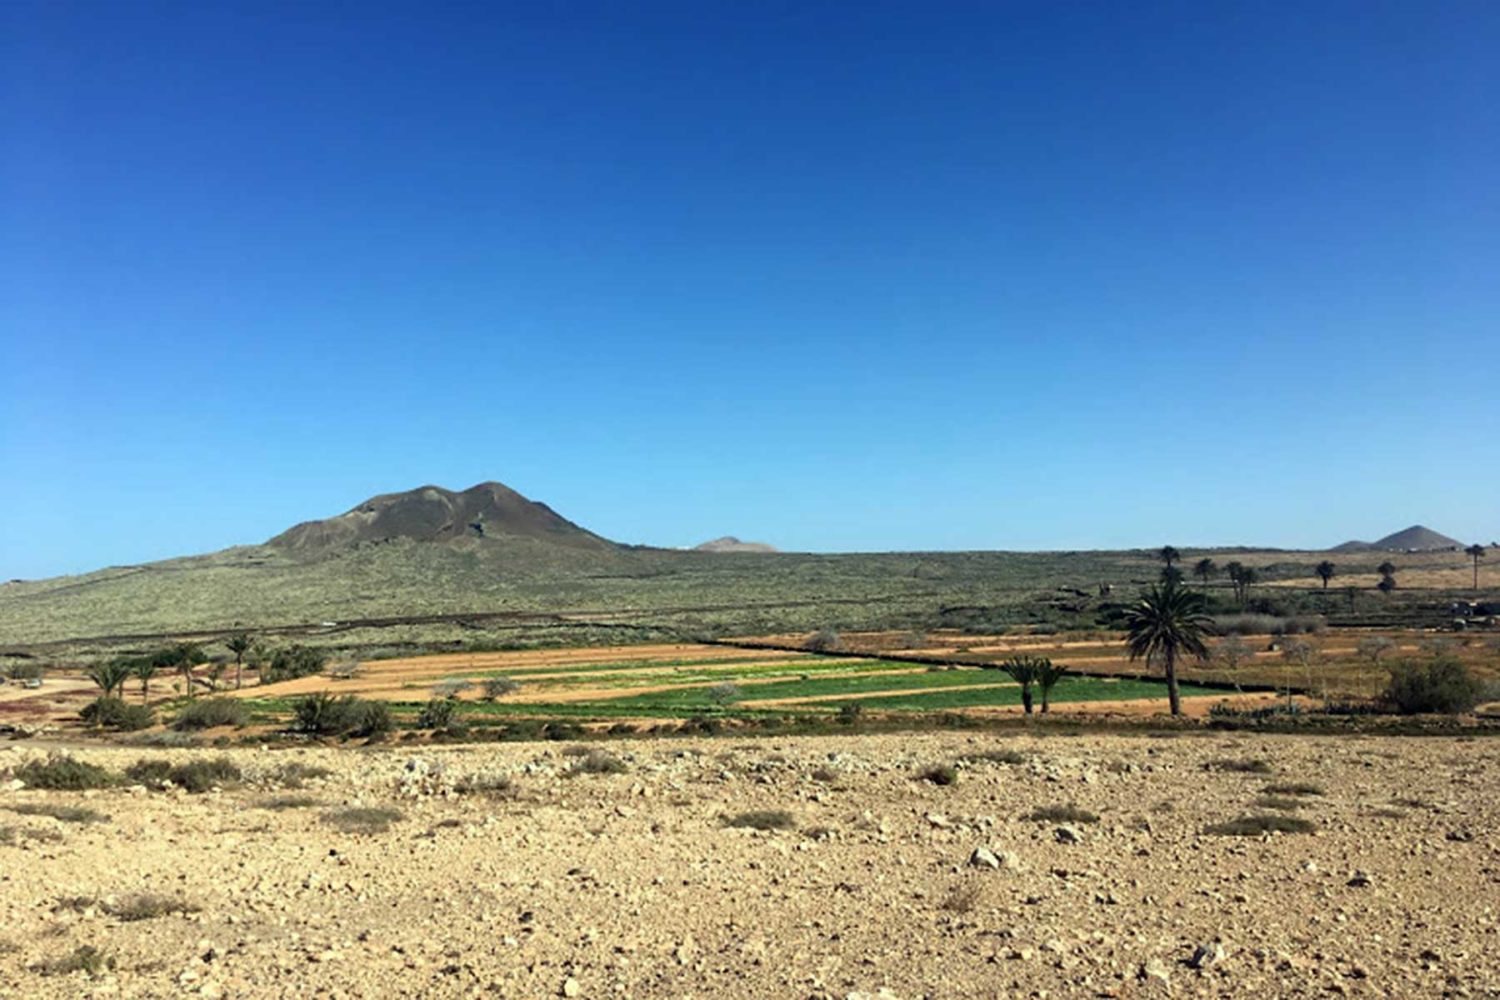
<box><xmin>693</xmin><ymin>536</ymin><xmax>778</xmax><ymax>554</ymax></box>
<box><xmin>268</xmin><ymin>481</ymin><xmax>616</xmax><ymax>554</ymax></box>
<box><xmin>1333</xmin><ymin>525</ymin><xmax>1464</xmax><ymax>553</ymax></box>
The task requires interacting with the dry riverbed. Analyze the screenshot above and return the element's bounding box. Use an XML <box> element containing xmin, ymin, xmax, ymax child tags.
<box><xmin>1</xmin><ymin>730</ymin><xmax>1497</xmax><ymax>998</ymax></box>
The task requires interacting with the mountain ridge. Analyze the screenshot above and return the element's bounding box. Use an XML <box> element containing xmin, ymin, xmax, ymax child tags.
<box><xmin>1333</xmin><ymin>525</ymin><xmax>1464</xmax><ymax>553</ymax></box>
<box><xmin>267</xmin><ymin>481</ymin><xmax>616</xmax><ymax>553</ymax></box>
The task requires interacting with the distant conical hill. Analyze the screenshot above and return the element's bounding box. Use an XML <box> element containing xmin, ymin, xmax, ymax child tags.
<box><xmin>693</xmin><ymin>536</ymin><xmax>778</xmax><ymax>553</ymax></box>
<box><xmin>1333</xmin><ymin>525</ymin><xmax>1463</xmax><ymax>552</ymax></box>
<box><xmin>268</xmin><ymin>482</ymin><xmax>615</xmax><ymax>553</ymax></box>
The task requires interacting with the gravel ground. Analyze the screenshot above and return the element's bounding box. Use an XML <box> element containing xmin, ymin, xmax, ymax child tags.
<box><xmin>0</xmin><ymin>730</ymin><xmax>1496</xmax><ymax>998</ymax></box>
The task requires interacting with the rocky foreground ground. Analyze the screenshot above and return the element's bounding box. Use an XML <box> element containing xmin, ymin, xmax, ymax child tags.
<box><xmin>1</xmin><ymin>730</ymin><xmax>1497</xmax><ymax>998</ymax></box>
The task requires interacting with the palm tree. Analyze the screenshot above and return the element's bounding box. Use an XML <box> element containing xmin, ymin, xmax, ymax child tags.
<box><xmin>87</xmin><ymin>658</ymin><xmax>133</xmax><ymax>698</ymax></box>
<box><xmin>225</xmin><ymin>633</ymin><xmax>253</xmax><ymax>690</ymax></box>
<box><xmin>1124</xmin><ymin>580</ymin><xmax>1213</xmax><ymax>716</ymax></box>
<box><xmin>156</xmin><ymin>643</ymin><xmax>205</xmax><ymax>698</ymax></box>
<box><xmin>1238</xmin><ymin>566</ymin><xmax>1259</xmax><ymax>603</ymax></box>
<box><xmin>1160</xmin><ymin>565</ymin><xmax>1185</xmax><ymax>586</ymax></box>
<box><xmin>996</xmin><ymin>656</ymin><xmax>1043</xmax><ymax>714</ymax></box>
<box><xmin>130</xmin><ymin>658</ymin><xmax>157</xmax><ymax>704</ymax></box>
<box><xmin>1193</xmin><ymin>558</ymin><xmax>1216</xmax><ymax>589</ymax></box>
<box><xmin>1466</xmin><ymin>544</ymin><xmax>1486</xmax><ymax>592</ymax></box>
<box><xmin>1035</xmin><ymin>659</ymin><xmax>1069</xmax><ymax>713</ymax></box>
<box><xmin>1159</xmin><ymin>546</ymin><xmax>1181</xmax><ymax>569</ymax></box>
<box><xmin>1224</xmin><ymin>561</ymin><xmax>1245</xmax><ymax>603</ymax></box>
<box><xmin>1315</xmin><ymin>560</ymin><xmax>1335</xmax><ymax>590</ymax></box>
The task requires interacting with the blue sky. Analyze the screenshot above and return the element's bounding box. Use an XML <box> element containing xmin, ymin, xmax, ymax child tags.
<box><xmin>2</xmin><ymin>1</ymin><xmax>1497</xmax><ymax>578</ymax></box>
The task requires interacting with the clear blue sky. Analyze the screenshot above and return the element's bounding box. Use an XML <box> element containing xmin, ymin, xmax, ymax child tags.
<box><xmin>3</xmin><ymin>1</ymin><xmax>1497</xmax><ymax>578</ymax></box>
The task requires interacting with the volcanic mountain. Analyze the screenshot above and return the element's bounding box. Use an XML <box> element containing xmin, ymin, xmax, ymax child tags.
<box><xmin>268</xmin><ymin>482</ymin><xmax>616</xmax><ymax>553</ymax></box>
<box><xmin>1332</xmin><ymin>525</ymin><xmax>1464</xmax><ymax>553</ymax></box>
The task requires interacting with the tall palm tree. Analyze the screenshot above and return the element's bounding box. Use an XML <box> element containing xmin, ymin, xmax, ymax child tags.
<box><xmin>1315</xmin><ymin>560</ymin><xmax>1336</xmax><ymax>590</ymax></box>
<box><xmin>1124</xmin><ymin>580</ymin><xmax>1213</xmax><ymax>716</ymax></box>
<box><xmin>1159</xmin><ymin>546</ymin><xmax>1181</xmax><ymax>569</ymax></box>
<box><xmin>1466</xmin><ymin>544</ymin><xmax>1486</xmax><ymax>592</ymax></box>
<box><xmin>1193</xmin><ymin>558</ymin><xmax>1216</xmax><ymax>589</ymax></box>
<box><xmin>225</xmin><ymin>633</ymin><xmax>253</xmax><ymax>690</ymax></box>
<box><xmin>130</xmin><ymin>658</ymin><xmax>157</xmax><ymax>704</ymax></box>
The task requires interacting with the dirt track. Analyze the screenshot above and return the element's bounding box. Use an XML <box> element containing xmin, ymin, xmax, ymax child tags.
<box><xmin>2</xmin><ymin>728</ymin><xmax>1497</xmax><ymax>998</ymax></box>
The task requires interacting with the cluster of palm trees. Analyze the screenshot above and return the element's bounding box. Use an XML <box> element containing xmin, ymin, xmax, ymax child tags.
<box><xmin>1168</xmin><ymin>549</ymin><xmax>1258</xmax><ymax>605</ymax></box>
<box><xmin>988</xmin><ymin>655</ymin><xmax>1069</xmax><ymax>713</ymax></box>
<box><xmin>87</xmin><ymin>634</ymin><xmax>259</xmax><ymax>704</ymax></box>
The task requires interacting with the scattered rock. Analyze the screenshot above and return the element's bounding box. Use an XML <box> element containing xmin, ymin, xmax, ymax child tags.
<box><xmin>1190</xmin><ymin>941</ymin><xmax>1229</xmax><ymax>969</ymax></box>
<box><xmin>969</xmin><ymin>846</ymin><xmax>1000</xmax><ymax>870</ymax></box>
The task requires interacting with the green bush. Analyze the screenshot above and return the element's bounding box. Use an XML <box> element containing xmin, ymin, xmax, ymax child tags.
<box><xmin>568</xmin><ymin>750</ymin><xmax>627</xmax><ymax>776</ymax></box>
<box><xmin>481</xmin><ymin>676</ymin><xmax>520</xmax><ymax>700</ymax></box>
<box><xmin>34</xmin><ymin>944</ymin><xmax>114</xmax><ymax>978</ymax></box>
<box><xmin>416</xmin><ymin>698</ymin><xmax>459</xmax><ymax>731</ymax></box>
<box><xmin>125</xmin><ymin>757</ymin><xmax>240</xmax><ymax>793</ymax></box>
<box><xmin>262</xmin><ymin>645</ymin><xmax>328</xmax><ymax>684</ymax></box>
<box><xmin>80</xmin><ymin>697</ymin><xmax>155</xmax><ymax>732</ymax></box>
<box><xmin>123</xmin><ymin>759</ymin><xmax>174</xmax><ymax>786</ymax></box>
<box><xmin>172</xmin><ymin>697</ymin><xmax>249</xmax><ymax>731</ymax></box>
<box><xmin>724</xmin><ymin>809</ymin><xmax>795</xmax><ymax>830</ymax></box>
<box><xmin>6</xmin><ymin>802</ymin><xmax>110</xmax><ymax>824</ymax></box>
<box><xmin>352</xmin><ymin>700</ymin><xmax>392</xmax><ymax>737</ymax></box>
<box><xmin>323</xmin><ymin>806</ymin><xmax>402</xmax><ymax>834</ymax></box>
<box><xmin>1204</xmin><ymin>814</ymin><xmax>1315</xmax><ymax>836</ymax></box>
<box><xmin>292</xmin><ymin>693</ymin><xmax>390</xmax><ymax>737</ymax></box>
<box><xmin>1382</xmin><ymin>657</ymin><xmax>1483</xmax><ymax>715</ymax></box>
<box><xmin>13</xmin><ymin>756</ymin><xmax>116</xmax><ymax>790</ymax></box>
<box><xmin>7</xmin><ymin>660</ymin><xmax>44</xmax><ymax>682</ymax></box>
<box><xmin>1025</xmin><ymin>804</ymin><xmax>1100</xmax><ymax>824</ymax></box>
<box><xmin>917</xmin><ymin>764</ymin><xmax>958</xmax><ymax>786</ymax></box>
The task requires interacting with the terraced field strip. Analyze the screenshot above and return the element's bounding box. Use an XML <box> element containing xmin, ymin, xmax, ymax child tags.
<box><xmin>590</xmin><ymin>665</ymin><xmax>1024</xmax><ymax>710</ymax></box>
<box><xmin>238</xmin><ymin>644</ymin><xmax>818</xmax><ymax>700</ymax></box>
<box><xmin>808</xmin><ymin>676</ymin><xmax>1219</xmax><ymax>712</ymax></box>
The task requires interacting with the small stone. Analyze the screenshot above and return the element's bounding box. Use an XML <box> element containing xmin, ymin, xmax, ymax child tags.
<box><xmin>1139</xmin><ymin>958</ymin><xmax>1171</xmax><ymax>987</ymax></box>
<box><xmin>1190</xmin><ymin>941</ymin><xmax>1229</xmax><ymax>968</ymax></box>
<box><xmin>1054</xmin><ymin>825</ymin><xmax>1082</xmax><ymax>844</ymax></box>
<box><xmin>969</xmin><ymin>846</ymin><xmax>1000</xmax><ymax>870</ymax></box>
<box><xmin>562</xmin><ymin>976</ymin><xmax>581</xmax><ymax>997</ymax></box>
<box><xmin>1347</xmin><ymin>872</ymin><xmax>1372</xmax><ymax>888</ymax></box>
<box><xmin>926</xmin><ymin>813</ymin><xmax>951</xmax><ymax>828</ymax></box>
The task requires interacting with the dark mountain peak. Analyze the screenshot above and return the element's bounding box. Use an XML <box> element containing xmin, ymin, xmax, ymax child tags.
<box><xmin>268</xmin><ymin>481</ymin><xmax>613</xmax><ymax>553</ymax></box>
<box><xmin>1333</xmin><ymin>525</ymin><xmax>1464</xmax><ymax>553</ymax></box>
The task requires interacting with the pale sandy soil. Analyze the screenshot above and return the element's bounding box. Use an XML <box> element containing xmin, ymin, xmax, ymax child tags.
<box><xmin>2</xmin><ymin>728</ymin><xmax>1497</xmax><ymax>998</ymax></box>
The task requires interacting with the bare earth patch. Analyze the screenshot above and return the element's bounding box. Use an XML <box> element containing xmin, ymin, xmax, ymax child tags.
<box><xmin>0</xmin><ymin>730</ymin><xmax>1496</xmax><ymax>997</ymax></box>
